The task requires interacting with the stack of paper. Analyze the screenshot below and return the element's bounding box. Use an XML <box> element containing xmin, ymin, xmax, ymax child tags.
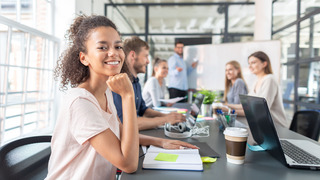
<box><xmin>142</xmin><ymin>145</ymin><xmax>203</xmax><ymax>171</ymax></box>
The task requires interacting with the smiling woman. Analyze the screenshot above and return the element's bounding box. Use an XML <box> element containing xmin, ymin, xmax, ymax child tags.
<box><xmin>46</xmin><ymin>15</ymin><xmax>198</xmax><ymax>180</ymax></box>
<box><xmin>46</xmin><ymin>15</ymin><xmax>139</xmax><ymax>179</ymax></box>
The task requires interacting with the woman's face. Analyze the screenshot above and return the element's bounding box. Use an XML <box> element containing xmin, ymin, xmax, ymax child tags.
<box><xmin>248</xmin><ymin>56</ymin><xmax>266</xmax><ymax>75</ymax></box>
<box><xmin>80</xmin><ymin>26</ymin><xmax>125</xmax><ymax>78</ymax></box>
<box><xmin>225</xmin><ymin>64</ymin><xmax>239</xmax><ymax>81</ymax></box>
<box><xmin>155</xmin><ymin>61</ymin><xmax>168</xmax><ymax>78</ymax></box>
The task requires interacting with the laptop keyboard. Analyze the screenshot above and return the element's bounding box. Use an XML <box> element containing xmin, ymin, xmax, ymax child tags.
<box><xmin>280</xmin><ymin>140</ymin><xmax>320</xmax><ymax>165</ymax></box>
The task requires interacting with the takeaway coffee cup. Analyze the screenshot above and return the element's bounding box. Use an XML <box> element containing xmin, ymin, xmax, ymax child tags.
<box><xmin>223</xmin><ymin>127</ymin><xmax>249</xmax><ymax>164</ymax></box>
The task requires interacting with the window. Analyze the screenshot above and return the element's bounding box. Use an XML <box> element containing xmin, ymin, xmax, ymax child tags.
<box><xmin>0</xmin><ymin>0</ymin><xmax>58</xmax><ymax>145</ymax></box>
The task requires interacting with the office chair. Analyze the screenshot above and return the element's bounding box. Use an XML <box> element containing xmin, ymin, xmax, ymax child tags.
<box><xmin>0</xmin><ymin>135</ymin><xmax>52</xmax><ymax>180</ymax></box>
<box><xmin>289</xmin><ymin>110</ymin><xmax>320</xmax><ymax>141</ymax></box>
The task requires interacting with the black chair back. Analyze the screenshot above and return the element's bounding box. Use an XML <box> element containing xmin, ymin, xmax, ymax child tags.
<box><xmin>0</xmin><ymin>135</ymin><xmax>52</xmax><ymax>180</ymax></box>
<box><xmin>290</xmin><ymin>110</ymin><xmax>320</xmax><ymax>141</ymax></box>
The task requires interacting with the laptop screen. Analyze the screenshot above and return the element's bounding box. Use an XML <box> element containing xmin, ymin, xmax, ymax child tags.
<box><xmin>239</xmin><ymin>94</ymin><xmax>287</xmax><ymax>165</ymax></box>
<box><xmin>187</xmin><ymin>93</ymin><xmax>204</xmax><ymax>127</ymax></box>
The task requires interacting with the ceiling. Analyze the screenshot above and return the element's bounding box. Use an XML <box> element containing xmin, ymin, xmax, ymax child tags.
<box><xmin>103</xmin><ymin>0</ymin><xmax>320</xmax><ymax>59</ymax></box>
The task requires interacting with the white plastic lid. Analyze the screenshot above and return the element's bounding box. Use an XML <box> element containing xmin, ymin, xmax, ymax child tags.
<box><xmin>223</xmin><ymin>127</ymin><xmax>248</xmax><ymax>137</ymax></box>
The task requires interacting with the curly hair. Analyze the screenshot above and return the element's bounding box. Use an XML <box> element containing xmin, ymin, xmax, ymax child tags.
<box><xmin>54</xmin><ymin>15</ymin><xmax>131</xmax><ymax>90</ymax></box>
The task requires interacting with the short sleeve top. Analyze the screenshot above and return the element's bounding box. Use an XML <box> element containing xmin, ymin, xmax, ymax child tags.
<box><xmin>46</xmin><ymin>88</ymin><xmax>119</xmax><ymax>180</ymax></box>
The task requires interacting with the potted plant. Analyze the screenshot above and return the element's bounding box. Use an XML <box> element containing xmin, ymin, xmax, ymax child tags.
<box><xmin>194</xmin><ymin>89</ymin><xmax>217</xmax><ymax>117</ymax></box>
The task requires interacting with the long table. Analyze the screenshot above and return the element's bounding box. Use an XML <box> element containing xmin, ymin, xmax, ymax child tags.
<box><xmin>120</xmin><ymin>118</ymin><xmax>320</xmax><ymax>180</ymax></box>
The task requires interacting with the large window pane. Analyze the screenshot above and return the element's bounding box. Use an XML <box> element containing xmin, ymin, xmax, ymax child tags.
<box><xmin>5</xmin><ymin>104</ymin><xmax>22</xmax><ymax>117</ymax></box>
<box><xmin>9</xmin><ymin>30</ymin><xmax>28</xmax><ymax>66</ymax></box>
<box><xmin>4</xmin><ymin>128</ymin><xmax>20</xmax><ymax>142</ymax></box>
<box><xmin>299</xmin><ymin>14</ymin><xmax>320</xmax><ymax>59</ymax></box>
<box><xmin>8</xmin><ymin>66</ymin><xmax>24</xmax><ymax>93</ymax></box>
<box><xmin>273</xmin><ymin>25</ymin><xmax>296</xmax><ymax>63</ymax></box>
<box><xmin>273</xmin><ymin>0</ymin><xmax>297</xmax><ymax>32</ymax></box>
<box><xmin>29</xmin><ymin>36</ymin><xmax>44</xmax><ymax>68</ymax></box>
<box><xmin>282</xmin><ymin>65</ymin><xmax>295</xmax><ymax>102</ymax></box>
<box><xmin>298</xmin><ymin>61</ymin><xmax>320</xmax><ymax>104</ymax></box>
<box><xmin>0</xmin><ymin>24</ymin><xmax>8</xmax><ymax>64</ymax></box>
<box><xmin>106</xmin><ymin>5</ymin><xmax>145</xmax><ymax>34</ymax></box>
<box><xmin>149</xmin><ymin>5</ymin><xmax>225</xmax><ymax>34</ymax></box>
<box><xmin>284</xmin><ymin>103</ymin><xmax>294</xmax><ymax>123</ymax></box>
<box><xmin>300</xmin><ymin>1</ymin><xmax>320</xmax><ymax>16</ymax></box>
<box><xmin>228</xmin><ymin>5</ymin><xmax>255</xmax><ymax>33</ymax></box>
<box><xmin>5</xmin><ymin>116</ymin><xmax>21</xmax><ymax>130</ymax></box>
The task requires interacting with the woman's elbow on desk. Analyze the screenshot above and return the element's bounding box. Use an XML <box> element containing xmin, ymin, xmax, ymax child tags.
<box><xmin>119</xmin><ymin>163</ymin><xmax>138</xmax><ymax>174</ymax></box>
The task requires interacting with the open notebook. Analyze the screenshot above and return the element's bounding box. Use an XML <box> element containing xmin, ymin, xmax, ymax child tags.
<box><xmin>142</xmin><ymin>145</ymin><xmax>203</xmax><ymax>171</ymax></box>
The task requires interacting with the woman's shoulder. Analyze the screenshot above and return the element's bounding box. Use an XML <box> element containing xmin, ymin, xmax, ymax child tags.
<box><xmin>66</xmin><ymin>88</ymin><xmax>99</xmax><ymax>106</ymax></box>
<box><xmin>143</xmin><ymin>77</ymin><xmax>158</xmax><ymax>89</ymax></box>
<box><xmin>234</xmin><ymin>78</ymin><xmax>245</xmax><ymax>84</ymax></box>
<box><xmin>262</xmin><ymin>74</ymin><xmax>277</xmax><ymax>83</ymax></box>
<box><xmin>146</xmin><ymin>77</ymin><xmax>158</xmax><ymax>84</ymax></box>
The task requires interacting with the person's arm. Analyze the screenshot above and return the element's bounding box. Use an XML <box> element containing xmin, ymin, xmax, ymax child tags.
<box><xmin>147</xmin><ymin>78</ymin><xmax>161</xmax><ymax>107</ymax></box>
<box><xmin>224</xmin><ymin>103</ymin><xmax>245</xmax><ymax>116</ymax></box>
<box><xmin>232</xmin><ymin>79</ymin><xmax>248</xmax><ymax>104</ymax></box>
<box><xmin>89</xmin><ymin>74</ymin><xmax>139</xmax><ymax>173</ymax></box>
<box><xmin>168</xmin><ymin>56</ymin><xmax>180</xmax><ymax>76</ymax></box>
<box><xmin>137</xmin><ymin>108</ymin><xmax>186</xmax><ymax>130</ymax></box>
<box><xmin>187</xmin><ymin>61</ymin><xmax>197</xmax><ymax>75</ymax></box>
<box><xmin>139</xmin><ymin>134</ymin><xmax>198</xmax><ymax>149</ymax></box>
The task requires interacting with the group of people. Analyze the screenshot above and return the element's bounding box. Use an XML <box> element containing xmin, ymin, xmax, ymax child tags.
<box><xmin>222</xmin><ymin>52</ymin><xmax>288</xmax><ymax>128</ymax></box>
<box><xmin>142</xmin><ymin>41</ymin><xmax>198</xmax><ymax>107</ymax></box>
<box><xmin>45</xmin><ymin>14</ymin><xmax>288</xmax><ymax>179</ymax></box>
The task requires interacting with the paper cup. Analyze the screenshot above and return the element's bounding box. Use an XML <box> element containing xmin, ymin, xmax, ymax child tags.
<box><xmin>223</xmin><ymin>127</ymin><xmax>248</xmax><ymax>164</ymax></box>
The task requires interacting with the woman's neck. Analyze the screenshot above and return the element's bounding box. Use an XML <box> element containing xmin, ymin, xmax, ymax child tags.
<box><xmin>155</xmin><ymin>75</ymin><xmax>163</xmax><ymax>86</ymax></box>
<box><xmin>256</xmin><ymin>72</ymin><xmax>267</xmax><ymax>80</ymax></box>
<box><xmin>78</xmin><ymin>76</ymin><xmax>108</xmax><ymax>97</ymax></box>
<box><xmin>231</xmin><ymin>78</ymin><xmax>237</xmax><ymax>85</ymax></box>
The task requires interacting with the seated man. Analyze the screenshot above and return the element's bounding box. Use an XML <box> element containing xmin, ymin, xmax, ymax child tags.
<box><xmin>113</xmin><ymin>36</ymin><xmax>185</xmax><ymax>130</ymax></box>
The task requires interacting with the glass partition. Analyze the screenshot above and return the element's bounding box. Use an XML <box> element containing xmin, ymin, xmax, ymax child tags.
<box><xmin>299</xmin><ymin>14</ymin><xmax>320</xmax><ymax>59</ymax></box>
<box><xmin>298</xmin><ymin>61</ymin><xmax>320</xmax><ymax>104</ymax></box>
<box><xmin>272</xmin><ymin>0</ymin><xmax>297</xmax><ymax>32</ymax></box>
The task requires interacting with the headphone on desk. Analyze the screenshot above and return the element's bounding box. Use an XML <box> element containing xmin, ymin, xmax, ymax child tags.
<box><xmin>164</xmin><ymin>122</ymin><xmax>192</xmax><ymax>138</ymax></box>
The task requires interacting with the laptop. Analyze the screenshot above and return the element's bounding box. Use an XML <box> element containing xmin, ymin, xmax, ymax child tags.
<box><xmin>186</xmin><ymin>93</ymin><xmax>205</xmax><ymax>128</ymax></box>
<box><xmin>239</xmin><ymin>94</ymin><xmax>320</xmax><ymax>170</ymax></box>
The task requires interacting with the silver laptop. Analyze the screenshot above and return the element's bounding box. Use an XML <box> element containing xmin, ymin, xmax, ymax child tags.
<box><xmin>239</xmin><ymin>94</ymin><xmax>320</xmax><ymax>170</ymax></box>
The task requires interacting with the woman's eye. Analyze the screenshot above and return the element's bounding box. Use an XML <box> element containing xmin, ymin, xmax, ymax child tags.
<box><xmin>116</xmin><ymin>46</ymin><xmax>123</xmax><ymax>50</ymax></box>
<box><xmin>98</xmin><ymin>47</ymin><xmax>107</xmax><ymax>50</ymax></box>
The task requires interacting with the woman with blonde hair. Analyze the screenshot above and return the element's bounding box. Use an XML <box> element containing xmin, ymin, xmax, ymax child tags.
<box><xmin>223</xmin><ymin>60</ymin><xmax>248</xmax><ymax>104</ymax></box>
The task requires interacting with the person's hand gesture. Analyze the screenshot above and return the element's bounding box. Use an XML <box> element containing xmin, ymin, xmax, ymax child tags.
<box><xmin>191</xmin><ymin>61</ymin><xmax>198</xmax><ymax>68</ymax></box>
<box><xmin>161</xmin><ymin>139</ymin><xmax>199</xmax><ymax>149</ymax></box>
<box><xmin>165</xmin><ymin>112</ymin><xmax>186</xmax><ymax>124</ymax></box>
<box><xmin>107</xmin><ymin>73</ymin><xmax>133</xmax><ymax>97</ymax></box>
<box><xmin>176</xmin><ymin>67</ymin><xmax>183</xmax><ymax>72</ymax></box>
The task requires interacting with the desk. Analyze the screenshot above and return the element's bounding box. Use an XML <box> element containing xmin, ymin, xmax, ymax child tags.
<box><xmin>120</xmin><ymin>118</ymin><xmax>320</xmax><ymax>180</ymax></box>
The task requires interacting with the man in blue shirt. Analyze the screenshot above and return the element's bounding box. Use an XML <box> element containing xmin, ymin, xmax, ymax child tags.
<box><xmin>168</xmin><ymin>42</ymin><xmax>197</xmax><ymax>100</ymax></box>
<box><xmin>113</xmin><ymin>36</ymin><xmax>185</xmax><ymax>130</ymax></box>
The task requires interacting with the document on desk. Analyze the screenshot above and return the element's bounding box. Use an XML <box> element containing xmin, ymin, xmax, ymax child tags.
<box><xmin>159</xmin><ymin>97</ymin><xmax>185</xmax><ymax>104</ymax></box>
<box><xmin>142</xmin><ymin>145</ymin><xmax>203</xmax><ymax>171</ymax></box>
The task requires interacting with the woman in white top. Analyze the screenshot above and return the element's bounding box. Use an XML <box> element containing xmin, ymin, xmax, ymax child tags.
<box><xmin>227</xmin><ymin>51</ymin><xmax>288</xmax><ymax>128</ymax></box>
<box><xmin>223</xmin><ymin>60</ymin><xmax>248</xmax><ymax>104</ymax></box>
<box><xmin>46</xmin><ymin>15</ymin><xmax>197</xmax><ymax>180</ymax></box>
<box><xmin>143</xmin><ymin>58</ymin><xmax>171</xmax><ymax>107</ymax></box>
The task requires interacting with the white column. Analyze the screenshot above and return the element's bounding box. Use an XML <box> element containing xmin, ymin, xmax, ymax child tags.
<box><xmin>254</xmin><ymin>0</ymin><xmax>272</xmax><ymax>41</ymax></box>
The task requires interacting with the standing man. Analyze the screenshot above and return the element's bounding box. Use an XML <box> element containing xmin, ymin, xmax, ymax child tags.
<box><xmin>168</xmin><ymin>41</ymin><xmax>197</xmax><ymax>100</ymax></box>
<box><xmin>113</xmin><ymin>36</ymin><xmax>185</xmax><ymax>130</ymax></box>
